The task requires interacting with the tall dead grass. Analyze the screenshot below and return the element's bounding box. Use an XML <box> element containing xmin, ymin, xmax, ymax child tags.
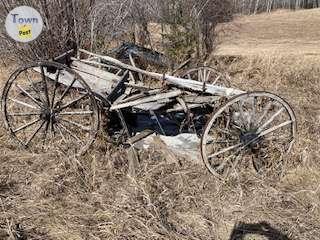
<box><xmin>0</xmin><ymin>55</ymin><xmax>319</xmax><ymax>239</ymax></box>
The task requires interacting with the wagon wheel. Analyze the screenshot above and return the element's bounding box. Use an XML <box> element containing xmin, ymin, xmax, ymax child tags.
<box><xmin>201</xmin><ymin>91</ymin><xmax>296</xmax><ymax>179</ymax></box>
<box><xmin>181</xmin><ymin>66</ymin><xmax>230</xmax><ymax>86</ymax></box>
<box><xmin>2</xmin><ymin>61</ymin><xmax>100</xmax><ymax>155</ymax></box>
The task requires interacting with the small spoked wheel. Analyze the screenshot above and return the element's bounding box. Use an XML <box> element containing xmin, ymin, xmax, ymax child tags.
<box><xmin>201</xmin><ymin>91</ymin><xmax>296</xmax><ymax>179</ymax></box>
<box><xmin>2</xmin><ymin>61</ymin><xmax>99</xmax><ymax>155</ymax></box>
<box><xmin>181</xmin><ymin>66</ymin><xmax>230</xmax><ymax>86</ymax></box>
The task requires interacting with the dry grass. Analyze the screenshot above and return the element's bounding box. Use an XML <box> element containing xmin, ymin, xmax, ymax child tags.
<box><xmin>216</xmin><ymin>9</ymin><xmax>320</xmax><ymax>56</ymax></box>
<box><xmin>0</xmin><ymin>54</ymin><xmax>319</xmax><ymax>240</ymax></box>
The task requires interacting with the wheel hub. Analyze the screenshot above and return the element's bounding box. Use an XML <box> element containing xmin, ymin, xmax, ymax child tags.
<box><xmin>40</xmin><ymin>109</ymin><xmax>56</xmax><ymax>123</ymax></box>
<box><xmin>240</xmin><ymin>131</ymin><xmax>261</xmax><ymax>149</ymax></box>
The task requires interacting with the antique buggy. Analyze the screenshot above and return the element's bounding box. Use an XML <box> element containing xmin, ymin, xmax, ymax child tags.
<box><xmin>1</xmin><ymin>44</ymin><xmax>297</xmax><ymax>177</ymax></box>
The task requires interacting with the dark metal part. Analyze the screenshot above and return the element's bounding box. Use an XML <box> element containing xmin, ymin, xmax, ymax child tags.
<box><xmin>240</xmin><ymin>131</ymin><xmax>261</xmax><ymax>149</ymax></box>
<box><xmin>107</xmin><ymin>42</ymin><xmax>173</xmax><ymax>68</ymax></box>
<box><xmin>107</xmin><ymin>71</ymin><xmax>129</xmax><ymax>103</ymax></box>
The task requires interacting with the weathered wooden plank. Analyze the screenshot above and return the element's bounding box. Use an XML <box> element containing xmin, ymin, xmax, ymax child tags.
<box><xmin>79</xmin><ymin>49</ymin><xmax>246</xmax><ymax>97</ymax></box>
<box><xmin>34</xmin><ymin>64</ymin><xmax>120</xmax><ymax>94</ymax></box>
<box><xmin>119</xmin><ymin>89</ymin><xmax>162</xmax><ymax>104</ymax></box>
<box><xmin>33</xmin><ymin>67</ymin><xmax>84</xmax><ymax>89</ymax></box>
<box><xmin>71</xmin><ymin>57</ymin><xmax>121</xmax><ymax>72</ymax></box>
<box><xmin>71</xmin><ymin>60</ymin><xmax>121</xmax><ymax>82</ymax></box>
<box><xmin>134</xmin><ymin>102</ymin><xmax>168</xmax><ymax>111</ymax></box>
<box><xmin>110</xmin><ymin>90</ymin><xmax>182</xmax><ymax>110</ymax></box>
<box><xmin>183</xmin><ymin>95</ymin><xmax>221</xmax><ymax>104</ymax></box>
<box><xmin>164</xmin><ymin>76</ymin><xmax>245</xmax><ymax>96</ymax></box>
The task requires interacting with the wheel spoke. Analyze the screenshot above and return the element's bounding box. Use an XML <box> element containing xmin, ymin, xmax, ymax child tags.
<box><xmin>198</xmin><ymin>69</ymin><xmax>204</xmax><ymax>82</ymax></box>
<box><xmin>215</xmin><ymin>149</ymin><xmax>239</xmax><ymax>173</ymax></box>
<box><xmin>41</xmin><ymin>121</ymin><xmax>50</xmax><ymax>147</ymax></box>
<box><xmin>264</xmin><ymin>134</ymin><xmax>292</xmax><ymax>142</ymax></box>
<box><xmin>54</xmin><ymin>78</ymin><xmax>77</xmax><ymax>108</ymax></box>
<box><xmin>208</xmin><ymin>143</ymin><xmax>243</xmax><ymax>159</ymax></box>
<box><xmin>24</xmin><ymin>71</ymin><xmax>46</xmax><ymax>104</ymax></box>
<box><xmin>57</xmin><ymin>122</ymin><xmax>83</xmax><ymax>143</ymax></box>
<box><xmin>216</xmin><ymin>128</ymin><xmax>233</xmax><ymax>135</ymax></box>
<box><xmin>57</xmin><ymin>93</ymin><xmax>88</xmax><ymax>111</ymax></box>
<box><xmin>258</xmin><ymin>107</ymin><xmax>285</xmax><ymax>133</ymax></box>
<box><xmin>256</xmin><ymin>101</ymin><xmax>273</xmax><ymax>127</ymax></box>
<box><xmin>213</xmin><ymin>75</ymin><xmax>222</xmax><ymax>85</ymax></box>
<box><xmin>237</xmin><ymin>100</ymin><xmax>248</xmax><ymax>130</ymax></box>
<box><xmin>40</xmin><ymin>66</ymin><xmax>50</xmax><ymax>106</ymax></box>
<box><xmin>223</xmin><ymin>150</ymin><xmax>243</xmax><ymax>176</ymax></box>
<box><xmin>15</xmin><ymin>84</ymin><xmax>43</xmax><ymax>108</ymax></box>
<box><xmin>9</xmin><ymin>97</ymin><xmax>39</xmax><ymax>109</ymax></box>
<box><xmin>230</xmin><ymin>121</ymin><xmax>243</xmax><ymax>131</ymax></box>
<box><xmin>206</xmin><ymin>139</ymin><xmax>238</xmax><ymax>145</ymax></box>
<box><xmin>59</xmin><ymin>111</ymin><xmax>93</xmax><ymax>116</ymax></box>
<box><xmin>206</xmin><ymin>70</ymin><xmax>212</xmax><ymax>82</ymax></box>
<box><xmin>56</xmin><ymin>124</ymin><xmax>67</xmax><ymax>143</ymax></box>
<box><xmin>236</xmin><ymin>120</ymin><xmax>293</xmax><ymax>151</ymax></box>
<box><xmin>25</xmin><ymin>121</ymin><xmax>46</xmax><ymax>146</ymax></box>
<box><xmin>8</xmin><ymin>112</ymin><xmax>41</xmax><ymax>116</ymax></box>
<box><xmin>51</xmin><ymin>70</ymin><xmax>60</xmax><ymax>108</ymax></box>
<box><xmin>116</xmin><ymin>69</ymin><xmax>122</xmax><ymax>76</ymax></box>
<box><xmin>13</xmin><ymin>119</ymin><xmax>41</xmax><ymax>133</ymax></box>
<box><xmin>60</xmin><ymin>118</ymin><xmax>91</xmax><ymax>131</ymax></box>
<box><xmin>249</xmin><ymin>96</ymin><xmax>256</xmax><ymax>129</ymax></box>
<box><xmin>203</xmin><ymin>69</ymin><xmax>207</xmax><ymax>82</ymax></box>
<box><xmin>259</xmin><ymin>120</ymin><xmax>293</xmax><ymax>138</ymax></box>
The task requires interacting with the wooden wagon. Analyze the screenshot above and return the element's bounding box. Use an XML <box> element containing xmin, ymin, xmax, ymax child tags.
<box><xmin>1</xmin><ymin>46</ymin><xmax>296</xmax><ymax>178</ymax></box>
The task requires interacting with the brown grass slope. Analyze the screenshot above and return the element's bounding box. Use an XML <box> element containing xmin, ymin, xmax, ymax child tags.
<box><xmin>0</xmin><ymin>10</ymin><xmax>320</xmax><ymax>240</ymax></box>
<box><xmin>216</xmin><ymin>9</ymin><xmax>320</xmax><ymax>56</ymax></box>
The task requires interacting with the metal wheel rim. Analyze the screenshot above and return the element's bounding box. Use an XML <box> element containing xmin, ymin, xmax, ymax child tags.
<box><xmin>181</xmin><ymin>66</ymin><xmax>230</xmax><ymax>86</ymax></box>
<box><xmin>200</xmin><ymin>91</ymin><xmax>297</xmax><ymax>178</ymax></box>
<box><xmin>2</xmin><ymin>61</ymin><xmax>100</xmax><ymax>156</ymax></box>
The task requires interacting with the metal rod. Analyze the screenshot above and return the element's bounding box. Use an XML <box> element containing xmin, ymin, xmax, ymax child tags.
<box><xmin>150</xmin><ymin>110</ymin><xmax>166</xmax><ymax>136</ymax></box>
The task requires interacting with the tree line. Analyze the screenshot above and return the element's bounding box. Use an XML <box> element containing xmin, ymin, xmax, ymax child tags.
<box><xmin>233</xmin><ymin>0</ymin><xmax>320</xmax><ymax>14</ymax></box>
<box><xmin>1</xmin><ymin>0</ymin><xmax>319</xmax><ymax>62</ymax></box>
<box><xmin>0</xmin><ymin>0</ymin><xmax>233</xmax><ymax>61</ymax></box>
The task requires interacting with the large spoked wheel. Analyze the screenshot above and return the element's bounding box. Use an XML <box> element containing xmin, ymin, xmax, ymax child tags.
<box><xmin>181</xmin><ymin>66</ymin><xmax>230</xmax><ymax>86</ymax></box>
<box><xmin>201</xmin><ymin>91</ymin><xmax>296</xmax><ymax>179</ymax></box>
<box><xmin>2</xmin><ymin>61</ymin><xmax>100</xmax><ymax>155</ymax></box>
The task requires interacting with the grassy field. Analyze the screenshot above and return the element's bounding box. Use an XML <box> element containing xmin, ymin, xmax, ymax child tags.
<box><xmin>0</xmin><ymin>9</ymin><xmax>320</xmax><ymax>240</ymax></box>
<box><xmin>216</xmin><ymin>9</ymin><xmax>320</xmax><ymax>56</ymax></box>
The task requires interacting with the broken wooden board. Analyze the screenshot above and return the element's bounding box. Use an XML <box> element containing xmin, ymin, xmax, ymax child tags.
<box><xmin>183</xmin><ymin>95</ymin><xmax>221</xmax><ymax>104</ymax></box>
<box><xmin>133</xmin><ymin>102</ymin><xmax>168</xmax><ymax>111</ymax></box>
<box><xmin>33</xmin><ymin>63</ymin><xmax>120</xmax><ymax>94</ymax></box>
<box><xmin>71</xmin><ymin>60</ymin><xmax>121</xmax><ymax>83</ymax></box>
<box><xmin>110</xmin><ymin>90</ymin><xmax>182</xmax><ymax>110</ymax></box>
